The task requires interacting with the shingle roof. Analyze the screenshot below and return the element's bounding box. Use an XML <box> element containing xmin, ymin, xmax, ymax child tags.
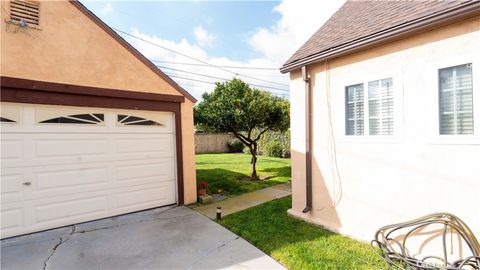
<box><xmin>281</xmin><ymin>0</ymin><xmax>479</xmax><ymax>72</ymax></box>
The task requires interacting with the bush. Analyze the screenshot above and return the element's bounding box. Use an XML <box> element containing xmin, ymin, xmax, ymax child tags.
<box><xmin>226</xmin><ymin>139</ymin><xmax>244</xmax><ymax>153</ymax></box>
<box><xmin>258</xmin><ymin>130</ymin><xmax>290</xmax><ymax>158</ymax></box>
<box><xmin>264</xmin><ymin>141</ymin><xmax>284</xmax><ymax>158</ymax></box>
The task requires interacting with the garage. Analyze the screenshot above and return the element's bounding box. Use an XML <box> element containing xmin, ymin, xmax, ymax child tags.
<box><xmin>1</xmin><ymin>102</ymin><xmax>179</xmax><ymax>238</ymax></box>
<box><xmin>1</xmin><ymin>0</ymin><xmax>198</xmax><ymax>239</ymax></box>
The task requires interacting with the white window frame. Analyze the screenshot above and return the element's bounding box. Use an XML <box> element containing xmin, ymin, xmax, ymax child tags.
<box><xmin>368</xmin><ymin>78</ymin><xmax>394</xmax><ymax>136</ymax></box>
<box><xmin>438</xmin><ymin>64</ymin><xmax>474</xmax><ymax>135</ymax></box>
<box><xmin>345</xmin><ymin>83</ymin><xmax>365</xmax><ymax>136</ymax></box>
<box><xmin>338</xmin><ymin>69</ymin><xmax>404</xmax><ymax>144</ymax></box>
<box><xmin>427</xmin><ymin>57</ymin><xmax>480</xmax><ymax>145</ymax></box>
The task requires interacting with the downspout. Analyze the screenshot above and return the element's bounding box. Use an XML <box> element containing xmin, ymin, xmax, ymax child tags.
<box><xmin>302</xmin><ymin>66</ymin><xmax>312</xmax><ymax>213</ymax></box>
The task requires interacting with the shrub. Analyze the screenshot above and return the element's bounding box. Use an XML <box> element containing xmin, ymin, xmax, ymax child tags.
<box><xmin>226</xmin><ymin>139</ymin><xmax>244</xmax><ymax>153</ymax></box>
<box><xmin>264</xmin><ymin>141</ymin><xmax>284</xmax><ymax>158</ymax></box>
<box><xmin>258</xmin><ymin>130</ymin><xmax>290</xmax><ymax>158</ymax></box>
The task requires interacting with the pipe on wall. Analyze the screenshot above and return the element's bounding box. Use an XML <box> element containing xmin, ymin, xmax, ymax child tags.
<box><xmin>302</xmin><ymin>66</ymin><xmax>312</xmax><ymax>213</ymax></box>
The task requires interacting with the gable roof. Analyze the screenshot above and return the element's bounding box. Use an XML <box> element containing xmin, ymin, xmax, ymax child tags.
<box><xmin>281</xmin><ymin>0</ymin><xmax>480</xmax><ymax>73</ymax></box>
<box><xmin>70</xmin><ymin>0</ymin><xmax>197</xmax><ymax>103</ymax></box>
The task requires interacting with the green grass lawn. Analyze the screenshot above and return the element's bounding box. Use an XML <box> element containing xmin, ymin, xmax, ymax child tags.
<box><xmin>220</xmin><ymin>196</ymin><xmax>389</xmax><ymax>270</ymax></box>
<box><xmin>196</xmin><ymin>153</ymin><xmax>290</xmax><ymax>195</ymax></box>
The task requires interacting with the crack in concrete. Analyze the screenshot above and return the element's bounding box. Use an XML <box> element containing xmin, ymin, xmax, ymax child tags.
<box><xmin>75</xmin><ymin>223</ymin><xmax>127</xmax><ymax>234</ymax></box>
<box><xmin>42</xmin><ymin>225</ymin><xmax>75</xmax><ymax>270</ymax></box>
<box><xmin>38</xmin><ymin>206</ymin><xmax>180</xmax><ymax>236</ymax></box>
<box><xmin>1</xmin><ymin>235</ymin><xmax>67</xmax><ymax>248</ymax></box>
<box><xmin>8</xmin><ymin>206</ymin><xmax>189</xmax><ymax>270</ymax></box>
<box><xmin>74</xmin><ymin>212</ymin><xmax>193</xmax><ymax>234</ymax></box>
<box><xmin>184</xmin><ymin>236</ymin><xmax>240</xmax><ymax>270</ymax></box>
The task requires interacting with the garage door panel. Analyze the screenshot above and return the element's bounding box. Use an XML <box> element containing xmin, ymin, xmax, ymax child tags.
<box><xmin>3</xmin><ymin>134</ymin><xmax>176</xmax><ymax>168</ymax></box>
<box><xmin>34</xmin><ymin>138</ymin><xmax>108</xmax><ymax>158</ymax></box>
<box><xmin>115</xmin><ymin>182</ymin><xmax>176</xmax><ymax>210</ymax></box>
<box><xmin>1</xmin><ymin>207</ymin><xmax>24</xmax><ymax>231</ymax></box>
<box><xmin>1</xmin><ymin>173</ymin><xmax>23</xmax><ymax>196</ymax></box>
<box><xmin>0</xmin><ymin>139</ymin><xmax>23</xmax><ymax>164</ymax></box>
<box><xmin>1</xmin><ymin>170</ymin><xmax>28</xmax><ymax>204</ymax></box>
<box><xmin>115</xmin><ymin>158</ymin><xmax>175</xmax><ymax>184</ymax></box>
<box><xmin>115</xmin><ymin>136</ymin><xmax>174</xmax><ymax>156</ymax></box>
<box><xmin>3</xmin><ymin>163</ymin><xmax>111</xmax><ymax>203</ymax></box>
<box><xmin>36</xmin><ymin>166</ymin><xmax>109</xmax><ymax>192</ymax></box>
<box><xmin>0</xmin><ymin>139</ymin><xmax>23</xmax><ymax>159</ymax></box>
<box><xmin>1</xmin><ymin>104</ymin><xmax>178</xmax><ymax>238</ymax></box>
<box><xmin>33</xmin><ymin>196</ymin><xmax>109</xmax><ymax>224</ymax></box>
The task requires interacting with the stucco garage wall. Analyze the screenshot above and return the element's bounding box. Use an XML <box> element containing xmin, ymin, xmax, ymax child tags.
<box><xmin>289</xmin><ymin>16</ymin><xmax>480</xmax><ymax>242</ymax></box>
<box><xmin>0</xmin><ymin>0</ymin><xmax>196</xmax><ymax>204</ymax></box>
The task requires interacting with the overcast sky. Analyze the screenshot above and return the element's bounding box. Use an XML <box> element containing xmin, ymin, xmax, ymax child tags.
<box><xmin>82</xmin><ymin>0</ymin><xmax>346</xmax><ymax>100</ymax></box>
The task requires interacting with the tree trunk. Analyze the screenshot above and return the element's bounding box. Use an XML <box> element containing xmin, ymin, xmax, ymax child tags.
<box><xmin>249</xmin><ymin>143</ymin><xmax>259</xmax><ymax>180</ymax></box>
<box><xmin>232</xmin><ymin>132</ymin><xmax>259</xmax><ymax>180</ymax></box>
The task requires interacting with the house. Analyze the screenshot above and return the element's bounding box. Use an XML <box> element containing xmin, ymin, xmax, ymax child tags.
<box><xmin>281</xmin><ymin>0</ymin><xmax>480</xmax><ymax>247</ymax></box>
<box><xmin>0</xmin><ymin>0</ymin><xmax>197</xmax><ymax>239</ymax></box>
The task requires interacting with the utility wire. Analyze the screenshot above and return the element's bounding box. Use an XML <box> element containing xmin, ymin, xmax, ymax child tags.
<box><xmin>173</xmin><ymin>82</ymin><xmax>288</xmax><ymax>98</ymax></box>
<box><xmin>157</xmin><ymin>63</ymin><xmax>287</xmax><ymax>77</ymax></box>
<box><xmin>112</xmin><ymin>28</ymin><xmax>289</xmax><ymax>87</ymax></box>
<box><xmin>151</xmin><ymin>60</ymin><xmax>280</xmax><ymax>71</ymax></box>
<box><xmin>166</xmin><ymin>73</ymin><xmax>290</xmax><ymax>94</ymax></box>
<box><xmin>157</xmin><ymin>65</ymin><xmax>289</xmax><ymax>92</ymax></box>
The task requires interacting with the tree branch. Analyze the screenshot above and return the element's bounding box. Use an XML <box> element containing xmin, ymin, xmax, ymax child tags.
<box><xmin>253</xmin><ymin>128</ymin><xmax>270</xmax><ymax>142</ymax></box>
<box><xmin>236</xmin><ymin>132</ymin><xmax>252</xmax><ymax>144</ymax></box>
<box><xmin>233</xmin><ymin>132</ymin><xmax>251</xmax><ymax>146</ymax></box>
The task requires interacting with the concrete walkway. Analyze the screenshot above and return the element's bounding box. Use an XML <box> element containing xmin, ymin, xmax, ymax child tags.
<box><xmin>1</xmin><ymin>206</ymin><xmax>285</xmax><ymax>270</ymax></box>
<box><xmin>193</xmin><ymin>182</ymin><xmax>291</xmax><ymax>219</ymax></box>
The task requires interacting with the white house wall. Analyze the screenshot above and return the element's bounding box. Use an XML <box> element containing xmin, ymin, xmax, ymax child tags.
<box><xmin>289</xmin><ymin>15</ymin><xmax>480</xmax><ymax>249</ymax></box>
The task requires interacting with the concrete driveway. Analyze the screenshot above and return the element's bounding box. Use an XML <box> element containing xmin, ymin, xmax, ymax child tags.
<box><xmin>1</xmin><ymin>206</ymin><xmax>285</xmax><ymax>270</ymax></box>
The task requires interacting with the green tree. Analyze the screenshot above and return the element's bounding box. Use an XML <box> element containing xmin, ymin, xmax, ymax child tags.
<box><xmin>194</xmin><ymin>79</ymin><xmax>290</xmax><ymax>180</ymax></box>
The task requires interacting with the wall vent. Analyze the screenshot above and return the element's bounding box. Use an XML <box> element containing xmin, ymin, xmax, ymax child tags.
<box><xmin>10</xmin><ymin>0</ymin><xmax>39</xmax><ymax>26</ymax></box>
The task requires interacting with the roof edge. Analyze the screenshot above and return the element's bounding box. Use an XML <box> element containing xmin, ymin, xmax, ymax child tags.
<box><xmin>280</xmin><ymin>1</ymin><xmax>480</xmax><ymax>73</ymax></box>
<box><xmin>70</xmin><ymin>0</ymin><xmax>197</xmax><ymax>103</ymax></box>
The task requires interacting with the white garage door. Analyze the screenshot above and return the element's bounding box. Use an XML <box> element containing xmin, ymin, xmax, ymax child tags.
<box><xmin>1</xmin><ymin>103</ymin><xmax>177</xmax><ymax>238</ymax></box>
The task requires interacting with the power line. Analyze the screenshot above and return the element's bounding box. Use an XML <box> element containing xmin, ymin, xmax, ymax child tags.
<box><xmin>166</xmin><ymin>73</ymin><xmax>289</xmax><ymax>93</ymax></box>
<box><xmin>151</xmin><ymin>60</ymin><xmax>280</xmax><ymax>71</ymax></box>
<box><xmin>167</xmin><ymin>74</ymin><xmax>217</xmax><ymax>85</ymax></box>
<box><xmin>166</xmin><ymin>73</ymin><xmax>289</xmax><ymax>94</ymax></box>
<box><xmin>157</xmin><ymin>65</ymin><xmax>289</xmax><ymax>92</ymax></box>
<box><xmin>112</xmin><ymin>27</ymin><xmax>289</xmax><ymax>88</ymax></box>
<box><xmin>157</xmin><ymin>63</ymin><xmax>287</xmax><ymax>77</ymax></box>
<box><xmin>159</xmin><ymin>66</ymin><xmax>232</xmax><ymax>82</ymax></box>
<box><xmin>174</xmin><ymin>82</ymin><xmax>287</xmax><ymax>98</ymax></box>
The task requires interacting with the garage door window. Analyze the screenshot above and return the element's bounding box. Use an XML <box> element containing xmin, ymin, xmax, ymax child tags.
<box><xmin>39</xmin><ymin>113</ymin><xmax>104</xmax><ymax>125</ymax></box>
<box><xmin>117</xmin><ymin>115</ymin><xmax>164</xmax><ymax>126</ymax></box>
<box><xmin>0</xmin><ymin>117</ymin><xmax>16</xmax><ymax>123</ymax></box>
<box><xmin>1</xmin><ymin>105</ymin><xmax>21</xmax><ymax>124</ymax></box>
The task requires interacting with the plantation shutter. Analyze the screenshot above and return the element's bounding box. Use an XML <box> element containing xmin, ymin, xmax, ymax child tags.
<box><xmin>439</xmin><ymin>64</ymin><xmax>474</xmax><ymax>135</ymax></box>
<box><xmin>345</xmin><ymin>84</ymin><xmax>364</xmax><ymax>135</ymax></box>
<box><xmin>368</xmin><ymin>78</ymin><xmax>394</xmax><ymax>135</ymax></box>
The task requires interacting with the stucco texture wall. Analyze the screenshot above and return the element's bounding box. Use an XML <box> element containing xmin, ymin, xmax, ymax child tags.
<box><xmin>195</xmin><ymin>133</ymin><xmax>235</xmax><ymax>154</ymax></box>
<box><xmin>0</xmin><ymin>0</ymin><xmax>197</xmax><ymax>204</ymax></box>
<box><xmin>289</xmin><ymin>15</ymin><xmax>480</xmax><ymax>252</ymax></box>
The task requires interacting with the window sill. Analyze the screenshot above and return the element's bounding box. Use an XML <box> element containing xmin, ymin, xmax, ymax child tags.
<box><xmin>426</xmin><ymin>135</ymin><xmax>480</xmax><ymax>145</ymax></box>
<box><xmin>336</xmin><ymin>135</ymin><xmax>404</xmax><ymax>144</ymax></box>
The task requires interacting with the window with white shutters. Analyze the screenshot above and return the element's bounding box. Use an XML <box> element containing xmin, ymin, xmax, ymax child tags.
<box><xmin>345</xmin><ymin>84</ymin><xmax>364</xmax><ymax>135</ymax></box>
<box><xmin>439</xmin><ymin>64</ymin><xmax>474</xmax><ymax>135</ymax></box>
<box><xmin>368</xmin><ymin>78</ymin><xmax>394</xmax><ymax>135</ymax></box>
